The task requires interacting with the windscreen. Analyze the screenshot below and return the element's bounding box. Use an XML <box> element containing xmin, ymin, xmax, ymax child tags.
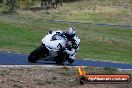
<box><xmin>51</xmin><ymin>34</ymin><xmax>65</xmax><ymax>41</ymax></box>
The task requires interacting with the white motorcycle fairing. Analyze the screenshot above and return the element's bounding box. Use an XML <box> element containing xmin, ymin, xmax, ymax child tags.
<box><xmin>42</xmin><ymin>30</ymin><xmax>66</xmax><ymax>59</ymax></box>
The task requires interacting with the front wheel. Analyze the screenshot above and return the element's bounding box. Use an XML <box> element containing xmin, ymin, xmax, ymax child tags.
<box><xmin>28</xmin><ymin>54</ymin><xmax>38</xmax><ymax>63</ymax></box>
<box><xmin>28</xmin><ymin>44</ymin><xmax>48</xmax><ymax>63</ymax></box>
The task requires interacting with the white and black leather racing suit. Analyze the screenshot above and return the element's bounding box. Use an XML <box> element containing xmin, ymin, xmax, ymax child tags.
<box><xmin>62</xmin><ymin>32</ymin><xmax>80</xmax><ymax>63</ymax></box>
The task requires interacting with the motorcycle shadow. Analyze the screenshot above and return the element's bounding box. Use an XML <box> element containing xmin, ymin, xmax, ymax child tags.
<box><xmin>28</xmin><ymin>60</ymin><xmax>73</xmax><ymax>66</ymax></box>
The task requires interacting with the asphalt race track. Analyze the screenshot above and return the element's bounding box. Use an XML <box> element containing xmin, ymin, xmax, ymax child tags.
<box><xmin>0</xmin><ymin>52</ymin><xmax>132</xmax><ymax>69</ymax></box>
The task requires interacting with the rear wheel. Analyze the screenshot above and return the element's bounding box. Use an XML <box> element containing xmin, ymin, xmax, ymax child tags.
<box><xmin>55</xmin><ymin>57</ymin><xmax>64</xmax><ymax>64</ymax></box>
<box><xmin>55</xmin><ymin>53</ymin><xmax>68</xmax><ymax>64</ymax></box>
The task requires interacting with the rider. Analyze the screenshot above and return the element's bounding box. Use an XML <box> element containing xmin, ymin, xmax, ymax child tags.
<box><xmin>62</xmin><ymin>28</ymin><xmax>80</xmax><ymax>64</ymax></box>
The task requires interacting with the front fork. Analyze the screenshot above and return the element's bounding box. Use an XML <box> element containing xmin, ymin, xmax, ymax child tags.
<box><xmin>41</xmin><ymin>44</ymin><xmax>49</xmax><ymax>58</ymax></box>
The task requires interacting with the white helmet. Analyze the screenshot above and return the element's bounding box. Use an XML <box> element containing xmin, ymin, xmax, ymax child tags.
<box><xmin>65</xmin><ymin>28</ymin><xmax>76</xmax><ymax>39</ymax></box>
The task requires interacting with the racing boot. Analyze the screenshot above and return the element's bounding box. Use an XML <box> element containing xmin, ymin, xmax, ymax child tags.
<box><xmin>68</xmin><ymin>58</ymin><xmax>74</xmax><ymax>64</ymax></box>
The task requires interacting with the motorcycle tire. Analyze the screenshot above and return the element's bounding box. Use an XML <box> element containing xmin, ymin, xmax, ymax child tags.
<box><xmin>55</xmin><ymin>53</ymin><xmax>68</xmax><ymax>64</ymax></box>
<box><xmin>28</xmin><ymin>53</ymin><xmax>38</xmax><ymax>63</ymax></box>
<box><xmin>28</xmin><ymin>44</ymin><xmax>48</xmax><ymax>63</ymax></box>
<box><xmin>55</xmin><ymin>58</ymin><xmax>64</xmax><ymax>64</ymax></box>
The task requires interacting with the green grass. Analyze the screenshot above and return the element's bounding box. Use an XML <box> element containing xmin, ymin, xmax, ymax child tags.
<box><xmin>0</xmin><ymin>21</ymin><xmax>45</xmax><ymax>53</ymax></box>
<box><xmin>0</xmin><ymin>16</ymin><xmax>132</xmax><ymax>64</ymax></box>
<box><xmin>78</xmin><ymin>26</ymin><xmax>132</xmax><ymax>63</ymax></box>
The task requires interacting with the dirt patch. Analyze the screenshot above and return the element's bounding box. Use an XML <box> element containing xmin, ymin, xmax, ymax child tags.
<box><xmin>0</xmin><ymin>66</ymin><xmax>131</xmax><ymax>88</ymax></box>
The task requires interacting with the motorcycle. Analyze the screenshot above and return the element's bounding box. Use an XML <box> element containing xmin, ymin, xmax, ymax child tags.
<box><xmin>28</xmin><ymin>30</ymin><xmax>77</xmax><ymax>64</ymax></box>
